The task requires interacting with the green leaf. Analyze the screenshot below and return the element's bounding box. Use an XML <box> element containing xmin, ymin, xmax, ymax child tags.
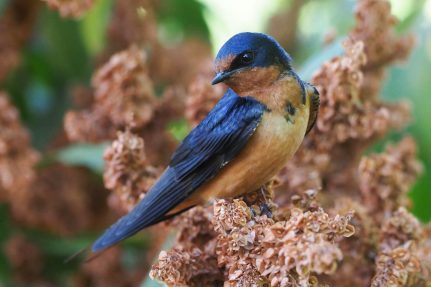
<box><xmin>39</xmin><ymin>7</ymin><xmax>92</xmax><ymax>81</ymax></box>
<box><xmin>56</xmin><ymin>143</ymin><xmax>109</xmax><ymax>173</ymax></box>
<box><xmin>0</xmin><ymin>0</ymin><xmax>9</xmax><ymax>15</ymax></box>
<box><xmin>157</xmin><ymin>0</ymin><xmax>210</xmax><ymax>43</ymax></box>
<box><xmin>168</xmin><ymin>119</ymin><xmax>190</xmax><ymax>142</ymax></box>
<box><xmin>80</xmin><ymin>0</ymin><xmax>113</xmax><ymax>56</ymax></box>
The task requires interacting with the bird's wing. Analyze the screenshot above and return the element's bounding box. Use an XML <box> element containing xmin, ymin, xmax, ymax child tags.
<box><xmin>92</xmin><ymin>89</ymin><xmax>265</xmax><ymax>252</ymax></box>
<box><xmin>305</xmin><ymin>85</ymin><xmax>320</xmax><ymax>135</ymax></box>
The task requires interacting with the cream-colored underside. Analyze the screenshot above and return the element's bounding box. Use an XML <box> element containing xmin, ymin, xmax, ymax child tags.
<box><xmin>172</xmin><ymin>103</ymin><xmax>309</xmax><ymax>212</ymax></box>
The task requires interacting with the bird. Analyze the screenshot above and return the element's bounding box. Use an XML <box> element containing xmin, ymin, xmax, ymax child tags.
<box><xmin>91</xmin><ymin>32</ymin><xmax>320</xmax><ymax>253</ymax></box>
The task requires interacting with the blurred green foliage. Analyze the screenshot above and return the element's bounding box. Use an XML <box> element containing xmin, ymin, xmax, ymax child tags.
<box><xmin>0</xmin><ymin>0</ymin><xmax>430</xmax><ymax>286</ymax></box>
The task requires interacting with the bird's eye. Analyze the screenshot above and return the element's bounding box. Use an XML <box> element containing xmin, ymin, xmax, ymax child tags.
<box><xmin>240</xmin><ymin>51</ymin><xmax>254</xmax><ymax>65</ymax></box>
<box><xmin>229</xmin><ymin>51</ymin><xmax>255</xmax><ymax>71</ymax></box>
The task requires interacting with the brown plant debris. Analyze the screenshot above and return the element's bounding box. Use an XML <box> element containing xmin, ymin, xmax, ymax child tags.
<box><xmin>359</xmin><ymin>137</ymin><xmax>423</xmax><ymax>214</ymax></box>
<box><xmin>11</xmin><ymin>165</ymin><xmax>108</xmax><ymax>236</ymax></box>
<box><xmin>107</xmin><ymin>0</ymin><xmax>159</xmax><ymax>54</ymax></box>
<box><xmin>0</xmin><ymin>0</ymin><xmax>39</xmax><ymax>82</ymax></box>
<box><xmin>278</xmin><ymin>0</ymin><xmax>414</xmax><ymax>199</ymax></box>
<box><xmin>150</xmin><ymin>247</ymin><xmax>223</xmax><ymax>287</ymax></box>
<box><xmin>185</xmin><ymin>63</ymin><xmax>226</xmax><ymax>127</ymax></box>
<box><xmin>0</xmin><ymin>92</ymin><xmax>39</xmax><ymax>201</ymax></box>
<box><xmin>73</xmin><ymin>247</ymin><xmax>134</xmax><ymax>287</ymax></box>
<box><xmin>65</xmin><ymin>45</ymin><xmax>157</xmax><ymax>142</ymax></box>
<box><xmin>42</xmin><ymin>0</ymin><xmax>94</xmax><ymax>18</ymax></box>
<box><xmin>104</xmin><ymin>130</ymin><xmax>161</xmax><ymax>213</ymax></box>
<box><xmin>350</xmin><ymin>0</ymin><xmax>415</xmax><ymax>71</ymax></box>
<box><xmin>4</xmin><ymin>235</ymin><xmax>44</xmax><ymax>284</ymax></box>
<box><xmin>371</xmin><ymin>208</ymin><xmax>424</xmax><ymax>287</ymax></box>
<box><xmin>151</xmin><ymin>194</ymin><xmax>355</xmax><ymax>287</ymax></box>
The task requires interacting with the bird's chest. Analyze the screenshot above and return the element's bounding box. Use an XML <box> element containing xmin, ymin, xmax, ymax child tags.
<box><xmin>199</xmin><ymin>108</ymin><xmax>309</xmax><ymax>200</ymax></box>
<box><xmin>246</xmin><ymin>110</ymin><xmax>308</xmax><ymax>173</ymax></box>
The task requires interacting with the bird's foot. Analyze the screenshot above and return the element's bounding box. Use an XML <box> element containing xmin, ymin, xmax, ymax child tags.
<box><xmin>259</xmin><ymin>202</ymin><xmax>272</xmax><ymax>218</ymax></box>
<box><xmin>248</xmin><ymin>202</ymin><xmax>273</xmax><ymax>219</ymax></box>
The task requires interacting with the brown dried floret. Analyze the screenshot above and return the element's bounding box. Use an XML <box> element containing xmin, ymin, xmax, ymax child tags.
<box><xmin>64</xmin><ymin>111</ymin><xmax>116</xmax><ymax>142</ymax></box>
<box><xmin>42</xmin><ymin>0</ymin><xmax>94</xmax><ymax>18</ymax></box>
<box><xmin>65</xmin><ymin>45</ymin><xmax>157</xmax><ymax>142</ymax></box>
<box><xmin>0</xmin><ymin>92</ymin><xmax>39</xmax><ymax>201</ymax></box>
<box><xmin>104</xmin><ymin>130</ymin><xmax>161</xmax><ymax>213</ymax></box>
<box><xmin>350</xmin><ymin>0</ymin><xmax>415</xmax><ymax>71</ymax></box>
<box><xmin>93</xmin><ymin>45</ymin><xmax>156</xmax><ymax>128</ymax></box>
<box><xmin>11</xmin><ymin>165</ymin><xmax>108</xmax><ymax>236</ymax></box>
<box><xmin>371</xmin><ymin>208</ymin><xmax>423</xmax><ymax>287</ymax></box>
<box><xmin>213</xmin><ymin>199</ymin><xmax>252</xmax><ymax>235</ymax></box>
<box><xmin>279</xmin><ymin>38</ymin><xmax>411</xmax><ymax>202</ymax></box>
<box><xmin>418</xmin><ymin>224</ymin><xmax>431</xmax><ymax>283</ymax></box>
<box><xmin>107</xmin><ymin>0</ymin><xmax>159</xmax><ymax>54</ymax></box>
<box><xmin>320</xmin><ymin>202</ymin><xmax>376</xmax><ymax>287</ymax></box>
<box><xmin>0</xmin><ymin>0</ymin><xmax>39</xmax><ymax>82</ymax></box>
<box><xmin>150</xmin><ymin>247</ymin><xmax>223</xmax><ymax>287</ymax></box>
<box><xmin>150</xmin><ymin>39</ymin><xmax>213</xmax><ymax>86</ymax></box>
<box><xmin>358</xmin><ymin>137</ymin><xmax>423</xmax><ymax>214</ymax></box>
<box><xmin>213</xmin><ymin>199</ymin><xmax>354</xmax><ymax>286</ymax></box>
<box><xmin>73</xmin><ymin>247</ymin><xmax>134</xmax><ymax>287</ymax></box>
<box><xmin>311</xmin><ymin>40</ymin><xmax>410</xmax><ymax>147</ymax></box>
<box><xmin>185</xmin><ymin>63</ymin><xmax>226</xmax><ymax>126</ymax></box>
<box><xmin>4</xmin><ymin>235</ymin><xmax>44</xmax><ymax>284</ymax></box>
<box><xmin>170</xmin><ymin>206</ymin><xmax>217</xmax><ymax>250</ymax></box>
<box><xmin>150</xmin><ymin>1</ymin><xmax>424</xmax><ymax>286</ymax></box>
<box><xmin>70</xmin><ymin>85</ymin><xmax>94</xmax><ymax>109</ymax></box>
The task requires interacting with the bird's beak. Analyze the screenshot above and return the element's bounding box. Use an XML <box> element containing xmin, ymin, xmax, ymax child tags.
<box><xmin>211</xmin><ymin>71</ymin><xmax>234</xmax><ymax>85</ymax></box>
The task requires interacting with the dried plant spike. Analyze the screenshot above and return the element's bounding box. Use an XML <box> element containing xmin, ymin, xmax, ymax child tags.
<box><xmin>0</xmin><ymin>92</ymin><xmax>39</xmax><ymax>201</ymax></box>
<box><xmin>104</xmin><ymin>130</ymin><xmax>161</xmax><ymax>213</ymax></box>
<box><xmin>93</xmin><ymin>45</ymin><xmax>156</xmax><ymax>129</ymax></box>
<box><xmin>359</xmin><ymin>137</ymin><xmax>423</xmax><ymax>214</ymax></box>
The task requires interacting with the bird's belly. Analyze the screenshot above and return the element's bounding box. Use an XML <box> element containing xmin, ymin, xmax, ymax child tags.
<box><xmin>192</xmin><ymin>111</ymin><xmax>309</xmax><ymax>203</ymax></box>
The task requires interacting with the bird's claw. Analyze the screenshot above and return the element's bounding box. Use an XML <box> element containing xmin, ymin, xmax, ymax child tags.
<box><xmin>249</xmin><ymin>203</ymin><xmax>272</xmax><ymax>218</ymax></box>
<box><xmin>260</xmin><ymin>202</ymin><xmax>272</xmax><ymax>218</ymax></box>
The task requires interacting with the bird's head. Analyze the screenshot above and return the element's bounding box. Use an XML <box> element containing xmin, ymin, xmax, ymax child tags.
<box><xmin>212</xmin><ymin>32</ymin><xmax>292</xmax><ymax>94</ymax></box>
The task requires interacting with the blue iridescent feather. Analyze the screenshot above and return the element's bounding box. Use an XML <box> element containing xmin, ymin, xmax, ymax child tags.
<box><xmin>92</xmin><ymin>89</ymin><xmax>265</xmax><ymax>252</ymax></box>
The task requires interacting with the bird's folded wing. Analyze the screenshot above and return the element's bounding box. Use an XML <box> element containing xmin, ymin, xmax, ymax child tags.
<box><xmin>92</xmin><ymin>89</ymin><xmax>265</xmax><ymax>252</ymax></box>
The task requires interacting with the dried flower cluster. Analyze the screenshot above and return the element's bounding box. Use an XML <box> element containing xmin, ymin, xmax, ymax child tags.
<box><xmin>11</xmin><ymin>164</ymin><xmax>109</xmax><ymax>235</ymax></box>
<box><xmin>371</xmin><ymin>208</ymin><xmax>424</xmax><ymax>286</ymax></box>
<box><xmin>73</xmin><ymin>247</ymin><xmax>134</xmax><ymax>287</ymax></box>
<box><xmin>185</xmin><ymin>64</ymin><xmax>226</xmax><ymax>126</ymax></box>
<box><xmin>1</xmin><ymin>0</ymin><xmax>429</xmax><ymax>286</ymax></box>
<box><xmin>65</xmin><ymin>45</ymin><xmax>157</xmax><ymax>142</ymax></box>
<box><xmin>4</xmin><ymin>235</ymin><xmax>45</xmax><ymax>284</ymax></box>
<box><xmin>358</xmin><ymin>137</ymin><xmax>423</xmax><ymax>215</ymax></box>
<box><xmin>151</xmin><ymin>189</ymin><xmax>355</xmax><ymax>287</ymax></box>
<box><xmin>106</xmin><ymin>0</ymin><xmax>159</xmax><ymax>55</ymax></box>
<box><xmin>0</xmin><ymin>92</ymin><xmax>39</xmax><ymax>201</ymax></box>
<box><xmin>0</xmin><ymin>0</ymin><xmax>39</xmax><ymax>82</ymax></box>
<box><xmin>42</xmin><ymin>0</ymin><xmax>94</xmax><ymax>18</ymax></box>
<box><xmin>149</xmin><ymin>1</ymin><xmax>431</xmax><ymax>286</ymax></box>
<box><xmin>278</xmin><ymin>0</ymin><xmax>414</xmax><ymax>200</ymax></box>
<box><xmin>104</xmin><ymin>130</ymin><xmax>161</xmax><ymax>213</ymax></box>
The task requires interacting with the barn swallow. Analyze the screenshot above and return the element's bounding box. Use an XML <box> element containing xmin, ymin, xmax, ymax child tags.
<box><xmin>92</xmin><ymin>32</ymin><xmax>319</xmax><ymax>252</ymax></box>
